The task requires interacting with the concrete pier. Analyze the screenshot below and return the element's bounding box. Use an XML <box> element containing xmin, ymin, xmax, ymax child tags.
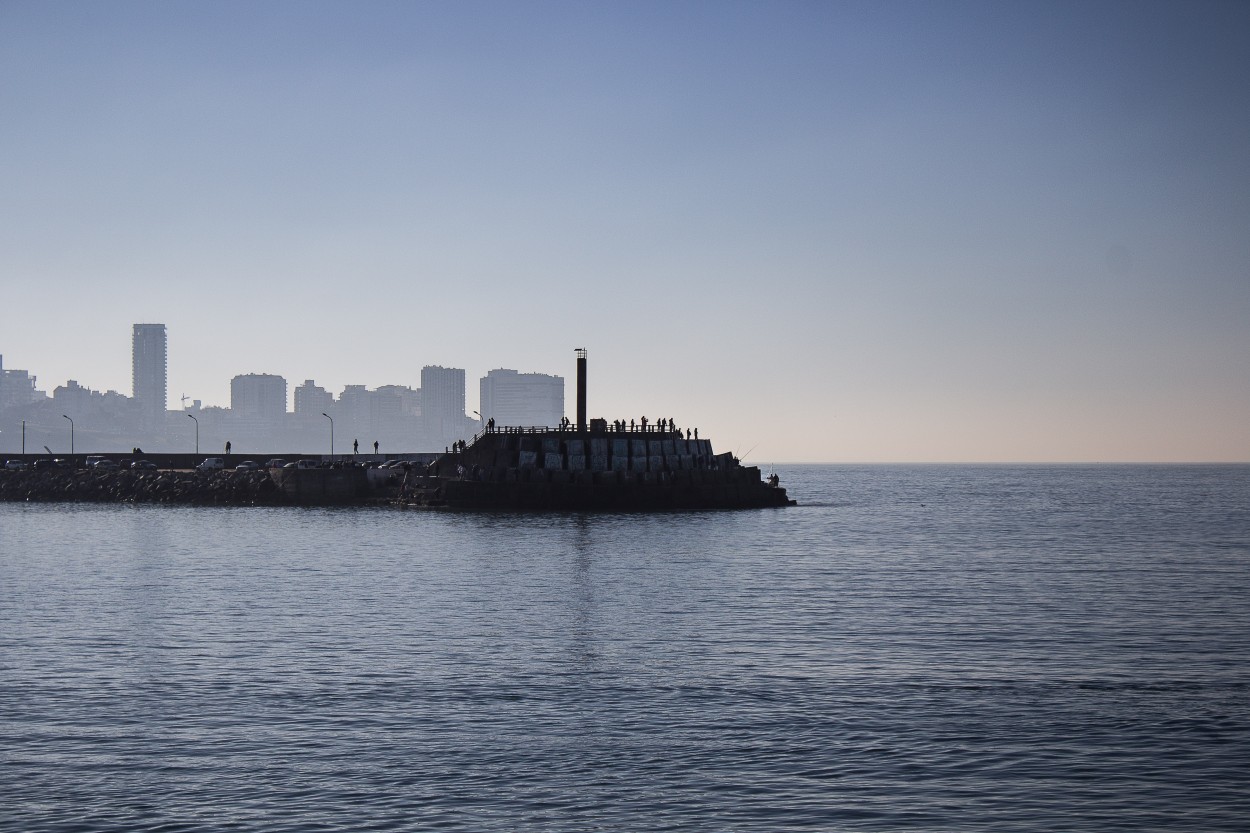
<box><xmin>397</xmin><ymin>426</ymin><xmax>794</xmax><ymax>510</ymax></box>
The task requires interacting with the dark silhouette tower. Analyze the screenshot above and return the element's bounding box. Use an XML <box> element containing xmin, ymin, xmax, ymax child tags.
<box><xmin>575</xmin><ymin>348</ymin><xmax>587</xmax><ymax>432</ymax></box>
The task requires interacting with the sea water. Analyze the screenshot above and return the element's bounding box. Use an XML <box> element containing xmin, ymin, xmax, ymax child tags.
<box><xmin>2</xmin><ymin>465</ymin><xmax>1247</xmax><ymax>831</ymax></box>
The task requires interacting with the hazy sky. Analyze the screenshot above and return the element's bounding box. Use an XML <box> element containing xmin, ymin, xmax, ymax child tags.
<box><xmin>2</xmin><ymin>0</ymin><xmax>1247</xmax><ymax>462</ymax></box>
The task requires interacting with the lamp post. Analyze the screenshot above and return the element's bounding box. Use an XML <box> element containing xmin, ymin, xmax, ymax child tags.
<box><xmin>187</xmin><ymin>413</ymin><xmax>199</xmax><ymax>454</ymax></box>
<box><xmin>22</xmin><ymin>420</ymin><xmax>25</xmax><ymax>454</ymax></box>
<box><xmin>62</xmin><ymin>414</ymin><xmax>73</xmax><ymax>459</ymax></box>
<box><xmin>322</xmin><ymin>412</ymin><xmax>334</xmax><ymax>458</ymax></box>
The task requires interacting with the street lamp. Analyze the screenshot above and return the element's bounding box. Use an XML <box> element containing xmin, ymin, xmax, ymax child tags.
<box><xmin>187</xmin><ymin>413</ymin><xmax>199</xmax><ymax>454</ymax></box>
<box><xmin>322</xmin><ymin>412</ymin><xmax>334</xmax><ymax>458</ymax></box>
<box><xmin>62</xmin><ymin>414</ymin><xmax>74</xmax><ymax>457</ymax></box>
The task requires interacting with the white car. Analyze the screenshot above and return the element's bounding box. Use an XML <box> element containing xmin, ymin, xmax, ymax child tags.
<box><xmin>4</xmin><ymin>459</ymin><xmax>28</xmax><ymax>471</ymax></box>
<box><xmin>196</xmin><ymin>458</ymin><xmax>225</xmax><ymax>472</ymax></box>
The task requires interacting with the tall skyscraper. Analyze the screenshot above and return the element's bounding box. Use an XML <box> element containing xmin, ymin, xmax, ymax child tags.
<box><xmin>480</xmin><ymin>369</ymin><xmax>564</xmax><ymax>428</ymax></box>
<box><xmin>421</xmin><ymin>365</ymin><xmax>466</xmax><ymax>448</ymax></box>
<box><xmin>132</xmin><ymin>323</ymin><xmax>167</xmax><ymax>427</ymax></box>
<box><xmin>421</xmin><ymin>366</ymin><xmax>465</xmax><ymax>423</ymax></box>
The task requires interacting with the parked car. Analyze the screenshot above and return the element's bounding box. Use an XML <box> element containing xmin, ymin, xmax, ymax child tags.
<box><xmin>93</xmin><ymin>459</ymin><xmax>120</xmax><ymax>471</ymax></box>
<box><xmin>264</xmin><ymin>459</ymin><xmax>287</xmax><ymax>469</ymax></box>
<box><xmin>196</xmin><ymin>457</ymin><xmax>225</xmax><ymax>472</ymax></box>
<box><xmin>129</xmin><ymin>460</ymin><xmax>158</xmax><ymax>471</ymax></box>
<box><xmin>32</xmin><ymin>459</ymin><xmax>66</xmax><ymax>472</ymax></box>
<box><xmin>295</xmin><ymin>459</ymin><xmax>320</xmax><ymax>469</ymax></box>
<box><xmin>4</xmin><ymin>459</ymin><xmax>28</xmax><ymax>471</ymax></box>
<box><xmin>234</xmin><ymin>460</ymin><xmax>260</xmax><ymax>471</ymax></box>
<box><xmin>85</xmin><ymin>455</ymin><xmax>107</xmax><ymax>469</ymax></box>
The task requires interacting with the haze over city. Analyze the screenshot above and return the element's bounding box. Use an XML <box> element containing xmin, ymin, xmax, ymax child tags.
<box><xmin>1</xmin><ymin>322</ymin><xmax>567</xmax><ymax>455</ymax></box>
<box><xmin>2</xmin><ymin>1</ymin><xmax>1247</xmax><ymax>463</ymax></box>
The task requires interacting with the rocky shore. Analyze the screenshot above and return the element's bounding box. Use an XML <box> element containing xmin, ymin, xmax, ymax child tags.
<box><xmin>0</xmin><ymin>468</ymin><xmax>284</xmax><ymax>506</ymax></box>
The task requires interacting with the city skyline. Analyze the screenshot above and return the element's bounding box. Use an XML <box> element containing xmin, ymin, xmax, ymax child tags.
<box><xmin>0</xmin><ymin>322</ymin><xmax>570</xmax><ymax>454</ymax></box>
<box><xmin>2</xmin><ymin>2</ymin><xmax>1247</xmax><ymax>462</ymax></box>
<box><xmin>1</xmin><ymin>326</ymin><xmax>567</xmax><ymax>418</ymax></box>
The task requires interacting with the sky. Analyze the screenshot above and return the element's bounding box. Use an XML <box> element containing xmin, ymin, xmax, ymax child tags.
<box><xmin>2</xmin><ymin>0</ymin><xmax>1247</xmax><ymax>463</ymax></box>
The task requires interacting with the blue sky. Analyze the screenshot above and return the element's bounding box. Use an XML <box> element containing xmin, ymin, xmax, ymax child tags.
<box><xmin>2</xmin><ymin>0</ymin><xmax>1247</xmax><ymax>461</ymax></box>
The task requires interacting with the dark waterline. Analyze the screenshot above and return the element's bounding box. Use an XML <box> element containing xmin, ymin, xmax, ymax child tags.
<box><xmin>3</xmin><ymin>465</ymin><xmax>1248</xmax><ymax>831</ymax></box>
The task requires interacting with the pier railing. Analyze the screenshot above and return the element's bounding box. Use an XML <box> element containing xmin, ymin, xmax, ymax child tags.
<box><xmin>463</xmin><ymin>423</ymin><xmax>696</xmax><ymax>448</ymax></box>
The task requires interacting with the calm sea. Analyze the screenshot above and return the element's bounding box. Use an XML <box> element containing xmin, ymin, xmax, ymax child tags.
<box><xmin>2</xmin><ymin>465</ymin><xmax>1248</xmax><ymax>832</ymax></box>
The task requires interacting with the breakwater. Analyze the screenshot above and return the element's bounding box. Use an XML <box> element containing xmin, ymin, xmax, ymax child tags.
<box><xmin>0</xmin><ymin>468</ymin><xmax>285</xmax><ymax>506</ymax></box>
<box><xmin>1</xmin><ymin>429</ymin><xmax>793</xmax><ymax>510</ymax></box>
<box><xmin>401</xmin><ymin>428</ymin><xmax>794</xmax><ymax>509</ymax></box>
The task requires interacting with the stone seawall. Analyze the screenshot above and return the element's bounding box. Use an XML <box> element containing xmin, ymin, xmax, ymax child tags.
<box><xmin>0</xmin><ymin>469</ymin><xmax>284</xmax><ymax>506</ymax></box>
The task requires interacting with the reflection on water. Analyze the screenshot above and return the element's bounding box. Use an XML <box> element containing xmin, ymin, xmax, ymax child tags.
<box><xmin>2</xmin><ymin>466</ymin><xmax>1248</xmax><ymax>832</ymax></box>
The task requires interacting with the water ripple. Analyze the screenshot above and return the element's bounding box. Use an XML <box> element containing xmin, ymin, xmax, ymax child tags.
<box><xmin>3</xmin><ymin>466</ymin><xmax>1249</xmax><ymax>831</ymax></box>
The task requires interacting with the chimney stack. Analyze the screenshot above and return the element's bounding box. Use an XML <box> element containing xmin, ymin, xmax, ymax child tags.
<box><xmin>575</xmin><ymin>348</ymin><xmax>587</xmax><ymax>432</ymax></box>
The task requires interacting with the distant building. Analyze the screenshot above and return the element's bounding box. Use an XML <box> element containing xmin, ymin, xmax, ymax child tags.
<box><xmin>374</xmin><ymin>384</ymin><xmax>421</xmax><ymax>419</ymax></box>
<box><xmin>336</xmin><ymin>384</ymin><xmax>374</xmax><ymax>437</ymax></box>
<box><xmin>294</xmin><ymin>379</ymin><xmax>333</xmax><ymax>414</ymax></box>
<box><xmin>132</xmin><ymin>324</ymin><xmax>167</xmax><ymax>427</ymax></box>
<box><xmin>421</xmin><ymin>366</ymin><xmax>464</xmax><ymax>424</ymax></box>
<box><xmin>421</xmin><ymin>365</ymin><xmax>468</xmax><ymax>448</ymax></box>
<box><xmin>0</xmin><ymin>354</ymin><xmax>45</xmax><ymax>413</ymax></box>
<box><xmin>480</xmin><ymin>369</ymin><xmax>564</xmax><ymax>428</ymax></box>
<box><xmin>53</xmin><ymin>381</ymin><xmax>136</xmax><ymax>439</ymax></box>
<box><xmin>53</xmin><ymin>380</ymin><xmax>98</xmax><ymax>413</ymax></box>
<box><xmin>231</xmin><ymin>373</ymin><xmax>287</xmax><ymax>421</ymax></box>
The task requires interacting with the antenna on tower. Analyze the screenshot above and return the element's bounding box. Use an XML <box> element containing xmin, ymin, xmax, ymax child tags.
<box><xmin>180</xmin><ymin>393</ymin><xmax>189</xmax><ymax>409</ymax></box>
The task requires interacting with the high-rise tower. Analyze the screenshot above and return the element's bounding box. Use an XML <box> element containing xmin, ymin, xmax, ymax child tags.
<box><xmin>421</xmin><ymin>365</ymin><xmax>466</xmax><ymax>447</ymax></box>
<box><xmin>132</xmin><ymin>323</ymin><xmax>167</xmax><ymax>428</ymax></box>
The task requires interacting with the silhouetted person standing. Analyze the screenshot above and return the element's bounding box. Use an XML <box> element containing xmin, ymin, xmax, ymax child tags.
<box><xmin>353</xmin><ymin>439</ymin><xmax>359</xmax><ymax>455</ymax></box>
<box><xmin>373</xmin><ymin>441</ymin><xmax>379</xmax><ymax>455</ymax></box>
